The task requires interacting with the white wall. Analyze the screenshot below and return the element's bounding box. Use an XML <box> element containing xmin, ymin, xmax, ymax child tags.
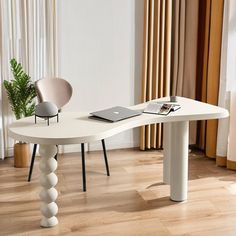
<box><xmin>58</xmin><ymin>0</ymin><xmax>144</xmax><ymax>152</ymax></box>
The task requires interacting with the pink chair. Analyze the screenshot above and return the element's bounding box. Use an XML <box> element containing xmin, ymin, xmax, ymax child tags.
<box><xmin>28</xmin><ymin>78</ymin><xmax>110</xmax><ymax>192</ymax></box>
<box><xmin>35</xmin><ymin>77</ymin><xmax>73</xmax><ymax>110</ymax></box>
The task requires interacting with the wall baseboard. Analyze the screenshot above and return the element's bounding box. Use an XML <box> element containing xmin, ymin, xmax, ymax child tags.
<box><xmin>59</xmin><ymin>141</ymin><xmax>139</xmax><ymax>154</ymax></box>
<box><xmin>1</xmin><ymin>147</ymin><xmax>14</xmax><ymax>160</ymax></box>
<box><xmin>2</xmin><ymin>141</ymin><xmax>140</xmax><ymax>159</ymax></box>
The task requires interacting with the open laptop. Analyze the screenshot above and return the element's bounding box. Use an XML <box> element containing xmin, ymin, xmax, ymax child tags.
<box><xmin>90</xmin><ymin>106</ymin><xmax>142</xmax><ymax>122</ymax></box>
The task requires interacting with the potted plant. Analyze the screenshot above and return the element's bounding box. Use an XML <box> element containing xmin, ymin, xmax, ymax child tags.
<box><xmin>4</xmin><ymin>58</ymin><xmax>36</xmax><ymax>167</ymax></box>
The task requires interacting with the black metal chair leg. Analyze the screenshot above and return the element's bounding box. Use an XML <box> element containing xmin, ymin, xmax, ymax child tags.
<box><xmin>28</xmin><ymin>144</ymin><xmax>37</xmax><ymax>182</ymax></box>
<box><xmin>101</xmin><ymin>139</ymin><xmax>110</xmax><ymax>176</ymax></box>
<box><xmin>81</xmin><ymin>143</ymin><xmax>86</xmax><ymax>192</ymax></box>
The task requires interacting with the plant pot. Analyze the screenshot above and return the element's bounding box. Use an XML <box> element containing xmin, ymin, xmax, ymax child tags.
<box><xmin>14</xmin><ymin>143</ymin><xmax>30</xmax><ymax>168</ymax></box>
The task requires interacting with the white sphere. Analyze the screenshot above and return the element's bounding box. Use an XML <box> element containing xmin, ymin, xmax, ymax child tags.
<box><xmin>39</xmin><ymin>188</ymin><xmax>58</xmax><ymax>203</ymax></box>
<box><xmin>39</xmin><ymin>145</ymin><xmax>57</xmax><ymax>158</ymax></box>
<box><xmin>39</xmin><ymin>158</ymin><xmax>57</xmax><ymax>173</ymax></box>
<box><xmin>40</xmin><ymin>173</ymin><xmax>58</xmax><ymax>188</ymax></box>
<box><xmin>40</xmin><ymin>216</ymin><xmax>58</xmax><ymax>227</ymax></box>
<box><xmin>40</xmin><ymin>202</ymin><xmax>58</xmax><ymax>218</ymax></box>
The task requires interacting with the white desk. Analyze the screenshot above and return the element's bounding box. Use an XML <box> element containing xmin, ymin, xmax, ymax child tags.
<box><xmin>8</xmin><ymin>97</ymin><xmax>229</xmax><ymax>227</ymax></box>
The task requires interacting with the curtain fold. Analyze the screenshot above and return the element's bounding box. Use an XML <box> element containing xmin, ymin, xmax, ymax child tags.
<box><xmin>196</xmin><ymin>0</ymin><xmax>224</xmax><ymax>157</ymax></box>
<box><xmin>140</xmin><ymin>0</ymin><xmax>172</xmax><ymax>150</ymax></box>
<box><xmin>215</xmin><ymin>0</ymin><xmax>229</xmax><ymax>167</ymax></box>
<box><xmin>217</xmin><ymin>0</ymin><xmax>236</xmax><ymax>170</ymax></box>
<box><xmin>227</xmin><ymin>92</ymin><xmax>236</xmax><ymax>169</ymax></box>
<box><xmin>171</xmin><ymin>0</ymin><xmax>225</xmax><ymax>162</ymax></box>
<box><xmin>0</xmin><ymin>0</ymin><xmax>57</xmax><ymax>159</ymax></box>
<box><xmin>171</xmin><ymin>0</ymin><xmax>199</xmax><ymax>144</ymax></box>
<box><xmin>141</xmin><ymin>0</ymin><xmax>226</xmax><ymax>166</ymax></box>
<box><xmin>171</xmin><ymin>0</ymin><xmax>224</xmax><ymax>156</ymax></box>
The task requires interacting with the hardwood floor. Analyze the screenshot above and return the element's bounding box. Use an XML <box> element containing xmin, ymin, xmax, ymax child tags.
<box><xmin>1</xmin><ymin>148</ymin><xmax>236</xmax><ymax>235</ymax></box>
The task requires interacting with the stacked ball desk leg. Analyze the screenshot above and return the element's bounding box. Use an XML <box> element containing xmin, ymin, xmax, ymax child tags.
<box><xmin>39</xmin><ymin>145</ymin><xmax>58</xmax><ymax>227</ymax></box>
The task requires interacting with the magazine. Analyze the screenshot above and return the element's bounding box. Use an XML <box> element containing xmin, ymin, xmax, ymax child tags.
<box><xmin>143</xmin><ymin>103</ymin><xmax>181</xmax><ymax>115</ymax></box>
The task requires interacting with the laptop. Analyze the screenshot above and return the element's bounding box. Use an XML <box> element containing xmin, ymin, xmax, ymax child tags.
<box><xmin>90</xmin><ymin>106</ymin><xmax>142</xmax><ymax>122</ymax></box>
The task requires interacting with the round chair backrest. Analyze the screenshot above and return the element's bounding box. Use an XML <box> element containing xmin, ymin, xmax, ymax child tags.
<box><xmin>35</xmin><ymin>78</ymin><xmax>73</xmax><ymax>109</ymax></box>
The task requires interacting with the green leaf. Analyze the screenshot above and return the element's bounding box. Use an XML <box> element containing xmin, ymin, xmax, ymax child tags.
<box><xmin>3</xmin><ymin>58</ymin><xmax>36</xmax><ymax>120</ymax></box>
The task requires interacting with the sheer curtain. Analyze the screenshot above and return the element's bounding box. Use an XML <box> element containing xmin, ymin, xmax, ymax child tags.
<box><xmin>0</xmin><ymin>0</ymin><xmax>57</xmax><ymax>159</ymax></box>
<box><xmin>216</xmin><ymin>0</ymin><xmax>236</xmax><ymax>169</ymax></box>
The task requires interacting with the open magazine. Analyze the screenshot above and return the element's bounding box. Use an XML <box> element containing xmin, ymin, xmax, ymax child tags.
<box><xmin>143</xmin><ymin>103</ymin><xmax>181</xmax><ymax>115</ymax></box>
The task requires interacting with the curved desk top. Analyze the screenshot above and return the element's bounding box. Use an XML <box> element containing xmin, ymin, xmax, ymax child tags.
<box><xmin>9</xmin><ymin>97</ymin><xmax>229</xmax><ymax>145</ymax></box>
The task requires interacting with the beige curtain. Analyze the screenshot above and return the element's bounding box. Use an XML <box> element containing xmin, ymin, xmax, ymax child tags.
<box><xmin>140</xmin><ymin>0</ymin><xmax>172</xmax><ymax>150</ymax></box>
<box><xmin>0</xmin><ymin>0</ymin><xmax>58</xmax><ymax>159</ymax></box>
<box><xmin>171</xmin><ymin>0</ymin><xmax>199</xmax><ymax>144</ymax></box>
<box><xmin>171</xmin><ymin>0</ymin><xmax>224</xmax><ymax>160</ymax></box>
<box><xmin>196</xmin><ymin>0</ymin><xmax>224</xmax><ymax>158</ymax></box>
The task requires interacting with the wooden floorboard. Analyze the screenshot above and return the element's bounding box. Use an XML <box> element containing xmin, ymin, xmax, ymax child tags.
<box><xmin>0</xmin><ymin>148</ymin><xmax>236</xmax><ymax>235</ymax></box>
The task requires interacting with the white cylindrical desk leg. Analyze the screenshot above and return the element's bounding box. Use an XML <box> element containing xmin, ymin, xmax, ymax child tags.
<box><xmin>39</xmin><ymin>145</ymin><xmax>58</xmax><ymax>227</ymax></box>
<box><xmin>163</xmin><ymin>123</ymin><xmax>172</xmax><ymax>184</ymax></box>
<box><xmin>170</xmin><ymin>121</ymin><xmax>189</xmax><ymax>202</ymax></box>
